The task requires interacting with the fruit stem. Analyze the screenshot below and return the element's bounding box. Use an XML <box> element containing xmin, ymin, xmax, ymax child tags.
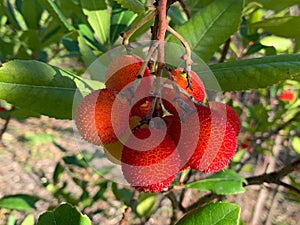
<box><xmin>156</xmin><ymin>0</ymin><xmax>168</xmax><ymax>76</ymax></box>
<box><xmin>166</xmin><ymin>25</ymin><xmax>193</xmax><ymax>76</ymax></box>
<box><xmin>121</xmin><ymin>10</ymin><xmax>157</xmax><ymax>48</ymax></box>
<box><xmin>163</xmin><ymin>67</ymin><xmax>196</xmax><ymax>122</ymax></box>
<box><xmin>119</xmin><ymin>190</ymin><xmax>139</xmax><ymax>225</ymax></box>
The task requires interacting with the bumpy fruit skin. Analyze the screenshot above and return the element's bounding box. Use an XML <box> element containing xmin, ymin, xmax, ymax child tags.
<box><xmin>105</xmin><ymin>55</ymin><xmax>151</xmax><ymax>92</ymax></box>
<box><xmin>121</xmin><ymin>128</ymin><xmax>180</xmax><ymax>192</ymax></box>
<box><xmin>208</xmin><ymin>102</ymin><xmax>241</xmax><ymax>136</ymax></box>
<box><xmin>75</xmin><ymin>88</ymin><xmax>128</xmax><ymax>146</ymax></box>
<box><xmin>168</xmin><ymin>104</ymin><xmax>237</xmax><ymax>173</ymax></box>
<box><xmin>172</xmin><ymin>68</ymin><xmax>205</xmax><ymax>102</ymax></box>
<box><xmin>189</xmin><ymin>105</ymin><xmax>237</xmax><ymax>172</ymax></box>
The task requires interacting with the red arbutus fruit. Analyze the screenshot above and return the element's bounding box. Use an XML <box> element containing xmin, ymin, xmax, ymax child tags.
<box><xmin>105</xmin><ymin>54</ymin><xmax>151</xmax><ymax>92</ymax></box>
<box><xmin>75</xmin><ymin>88</ymin><xmax>129</xmax><ymax>146</ymax></box>
<box><xmin>208</xmin><ymin>101</ymin><xmax>241</xmax><ymax>136</ymax></box>
<box><xmin>187</xmin><ymin>105</ymin><xmax>237</xmax><ymax>172</ymax></box>
<box><xmin>121</xmin><ymin>128</ymin><xmax>180</xmax><ymax>192</ymax></box>
<box><xmin>0</xmin><ymin>107</ymin><xmax>6</xmax><ymax>114</ymax></box>
<box><xmin>171</xmin><ymin>68</ymin><xmax>206</xmax><ymax>102</ymax></box>
<box><xmin>278</xmin><ymin>90</ymin><xmax>294</xmax><ymax>102</ymax></box>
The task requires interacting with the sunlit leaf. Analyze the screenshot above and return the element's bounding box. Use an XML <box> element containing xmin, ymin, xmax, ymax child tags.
<box><xmin>0</xmin><ymin>60</ymin><xmax>104</xmax><ymax>119</ymax></box>
<box><xmin>110</xmin><ymin>1</ymin><xmax>137</xmax><ymax>43</ymax></box>
<box><xmin>37</xmin><ymin>203</ymin><xmax>91</xmax><ymax>225</ymax></box>
<box><xmin>169</xmin><ymin>0</ymin><xmax>243</xmax><ymax>62</ymax></box>
<box><xmin>175</xmin><ymin>202</ymin><xmax>240</xmax><ymax>225</ymax></box>
<box><xmin>0</xmin><ymin>194</ymin><xmax>39</xmax><ymax>211</ymax></box>
<box><xmin>81</xmin><ymin>0</ymin><xmax>110</xmax><ymax>45</ymax></box>
<box><xmin>292</xmin><ymin>137</ymin><xmax>300</xmax><ymax>154</ymax></box>
<box><xmin>20</xmin><ymin>214</ymin><xmax>34</xmax><ymax>225</ymax></box>
<box><xmin>116</xmin><ymin>0</ymin><xmax>145</xmax><ymax>13</ymax></box>
<box><xmin>249</xmin><ymin>16</ymin><xmax>300</xmax><ymax>39</ymax></box>
<box><xmin>136</xmin><ymin>193</ymin><xmax>157</xmax><ymax>218</ymax></box>
<box><xmin>209</xmin><ymin>54</ymin><xmax>300</xmax><ymax>91</ymax></box>
<box><xmin>39</xmin><ymin>0</ymin><xmax>73</xmax><ymax>31</ymax></box>
<box><xmin>245</xmin><ymin>0</ymin><xmax>300</xmax><ymax>10</ymax></box>
<box><xmin>185</xmin><ymin>170</ymin><xmax>246</xmax><ymax>194</ymax></box>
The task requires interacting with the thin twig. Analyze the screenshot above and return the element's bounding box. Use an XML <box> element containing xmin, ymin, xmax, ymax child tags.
<box><xmin>122</xmin><ymin>10</ymin><xmax>157</xmax><ymax>47</ymax></box>
<box><xmin>278</xmin><ymin>181</ymin><xmax>300</xmax><ymax>195</ymax></box>
<box><xmin>219</xmin><ymin>38</ymin><xmax>231</xmax><ymax>63</ymax></box>
<box><xmin>182</xmin><ymin>158</ymin><xmax>300</xmax><ymax>213</ymax></box>
<box><xmin>119</xmin><ymin>190</ymin><xmax>139</xmax><ymax>225</ymax></box>
<box><xmin>166</xmin><ymin>25</ymin><xmax>193</xmax><ymax>79</ymax></box>
<box><xmin>163</xmin><ymin>67</ymin><xmax>196</xmax><ymax>121</ymax></box>
<box><xmin>156</xmin><ymin>0</ymin><xmax>168</xmax><ymax>75</ymax></box>
<box><xmin>245</xmin><ymin>158</ymin><xmax>300</xmax><ymax>195</ymax></box>
<box><xmin>0</xmin><ymin>114</ymin><xmax>11</xmax><ymax>143</ymax></box>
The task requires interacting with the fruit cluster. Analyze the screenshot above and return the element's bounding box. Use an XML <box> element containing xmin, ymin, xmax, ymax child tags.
<box><xmin>75</xmin><ymin>55</ymin><xmax>241</xmax><ymax>193</ymax></box>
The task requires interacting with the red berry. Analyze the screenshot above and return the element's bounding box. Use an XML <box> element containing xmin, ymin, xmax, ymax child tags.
<box><xmin>208</xmin><ymin>102</ymin><xmax>241</xmax><ymax>136</ymax></box>
<box><xmin>171</xmin><ymin>68</ymin><xmax>205</xmax><ymax>102</ymax></box>
<box><xmin>278</xmin><ymin>90</ymin><xmax>294</xmax><ymax>102</ymax></box>
<box><xmin>121</xmin><ymin>128</ymin><xmax>180</xmax><ymax>192</ymax></box>
<box><xmin>188</xmin><ymin>105</ymin><xmax>237</xmax><ymax>172</ymax></box>
<box><xmin>168</xmin><ymin>104</ymin><xmax>237</xmax><ymax>172</ymax></box>
<box><xmin>105</xmin><ymin>55</ymin><xmax>151</xmax><ymax>92</ymax></box>
<box><xmin>0</xmin><ymin>107</ymin><xmax>6</xmax><ymax>114</ymax></box>
<box><xmin>75</xmin><ymin>88</ymin><xmax>129</xmax><ymax>146</ymax></box>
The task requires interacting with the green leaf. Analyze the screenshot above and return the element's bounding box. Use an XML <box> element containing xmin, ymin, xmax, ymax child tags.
<box><xmin>292</xmin><ymin>137</ymin><xmax>300</xmax><ymax>155</ymax></box>
<box><xmin>168</xmin><ymin>5</ymin><xmax>187</xmax><ymax>26</ymax></box>
<box><xmin>81</xmin><ymin>0</ymin><xmax>110</xmax><ymax>45</ymax></box>
<box><xmin>208</xmin><ymin>54</ymin><xmax>300</xmax><ymax>91</ymax></box>
<box><xmin>168</xmin><ymin>0</ymin><xmax>243</xmax><ymax>62</ymax></box>
<box><xmin>184</xmin><ymin>0</ymin><xmax>215</xmax><ymax>16</ymax></box>
<box><xmin>0</xmin><ymin>60</ymin><xmax>104</xmax><ymax>119</ymax></box>
<box><xmin>110</xmin><ymin>1</ymin><xmax>137</xmax><ymax>43</ymax></box>
<box><xmin>136</xmin><ymin>193</ymin><xmax>157</xmax><ymax>218</ymax></box>
<box><xmin>185</xmin><ymin>170</ymin><xmax>246</xmax><ymax>194</ymax></box>
<box><xmin>116</xmin><ymin>0</ymin><xmax>145</xmax><ymax>13</ymax></box>
<box><xmin>24</xmin><ymin>132</ymin><xmax>54</xmax><ymax>145</ymax></box>
<box><xmin>53</xmin><ymin>162</ymin><xmax>65</xmax><ymax>185</ymax></box>
<box><xmin>77</xmin><ymin>32</ymin><xmax>108</xmax><ymax>80</ymax></box>
<box><xmin>40</xmin><ymin>19</ymin><xmax>66</xmax><ymax>47</ymax></box>
<box><xmin>21</xmin><ymin>0</ymin><xmax>43</xmax><ymax>29</ymax></box>
<box><xmin>248</xmin><ymin>16</ymin><xmax>300</xmax><ymax>39</ymax></box>
<box><xmin>129</xmin><ymin>10</ymin><xmax>155</xmax><ymax>41</ymax></box>
<box><xmin>260</xmin><ymin>36</ymin><xmax>293</xmax><ymax>53</ymax></box>
<box><xmin>78</xmin><ymin>33</ymin><xmax>98</xmax><ymax>66</ymax></box>
<box><xmin>7</xmin><ymin>215</ymin><xmax>16</xmax><ymax>225</ymax></box>
<box><xmin>245</xmin><ymin>0</ymin><xmax>300</xmax><ymax>10</ymax></box>
<box><xmin>39</xmin><ymin>0</ymin><xmax>73</xmax><ymax>31</ymax></box>
<box><xmin>175</xmin><ymin>202</ymin><xmax>240</xmax><ymax>225</ymax></box>
<box><xmin>20</xmin><ymin>214</ymin><xmax>35</xmax><ymax>225</ymax></box>
<box><xmin>20</xmin><ymin>29</ymin><xmax>42</xmax><ymax>51</ymax></box>
<box><xmin>1</xmin><ymin>0</ymin><xmax>23</xmax><ymax>29</ymax></box>
<box><xmin>0</xmin><ymin>194</ymin><xmax>39</xmax><ymax>211</ymax></box>
<box><xmin>37</xmin><ymin>203</ymin><xmax>92</xmax><ymax>225</ymax></box>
